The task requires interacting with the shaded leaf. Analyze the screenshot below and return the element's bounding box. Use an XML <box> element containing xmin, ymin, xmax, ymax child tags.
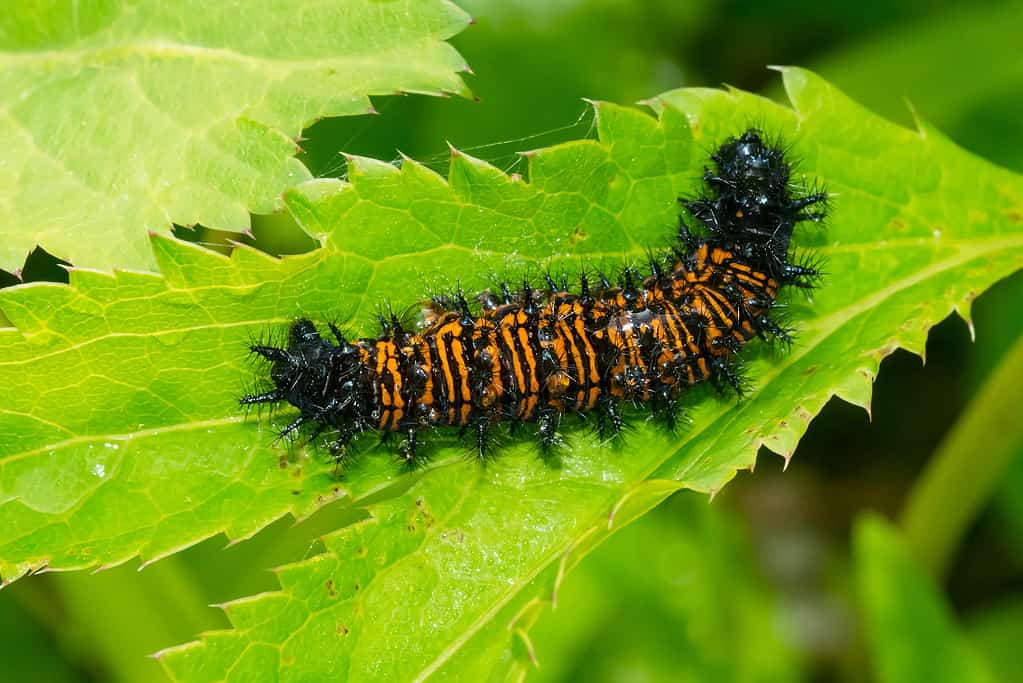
<box><xmin>525</xmin><ymin>492</ymin><xmax>801</xmax><ymax>683</ymax></box>
<box><xmin>855</xmin><ymin>515</ymin><xmax>995</xmax><ymax>683</ymax></box>
<box><xmin>966</xmin><ymin>598</ymin><xmax>1023</xmax><ymax>683</ymax></box>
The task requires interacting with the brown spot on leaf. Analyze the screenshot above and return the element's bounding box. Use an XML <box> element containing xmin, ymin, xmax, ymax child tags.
<box><xmin>1006</xmin><ymin>208</ymin><xmax>1022</xmax><ymax>223</ymax></box>
<box><xmin>568</xmin><ymin>226</ymin><xmax>588</xmax><ymax>244</ymax></box>
<box><xmin>326</xmin><ymin>579</ymin><xmax>337</xmax><ymax>597</ymax></box>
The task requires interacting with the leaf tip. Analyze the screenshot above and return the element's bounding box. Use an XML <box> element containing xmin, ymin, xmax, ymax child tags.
<box><xmin>902</xmin><ymin>97</ymin><xmax>929</xmax><ymax>139</ymax></box>
<box><xmin>781</xmin><ymin>452</ymin><xmax>794</xmax><ymax>471</ymax></box>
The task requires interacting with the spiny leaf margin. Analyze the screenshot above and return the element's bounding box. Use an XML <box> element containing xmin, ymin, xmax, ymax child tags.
<box><xmin>0</xmin><ymin>0</ymin><xmax>472</xmax><ymax>272</ymax></box>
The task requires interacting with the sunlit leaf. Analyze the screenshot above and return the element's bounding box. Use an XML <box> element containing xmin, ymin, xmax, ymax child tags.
<box><xmin>0</xmin><ymin>0</ymin><xmax>471</xmax><ymax>272</ymax></box>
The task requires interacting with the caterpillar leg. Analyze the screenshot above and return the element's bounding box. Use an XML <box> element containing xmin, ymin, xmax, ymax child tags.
<box><xmin>274</xmin><ymin>415</ymin><xmax>306</xmax><ymax>443</ymax></box>
<box><xmin>595</xmin><ymin>396</ymin><xmax>625</xmax><ymax>441</ymax></box>
<box><xmin>536</xmin><ymin>407</ymin><xmax>564</xmax><ymax>455</ymax></box>
<box><xmin>711</xmin><ymin>357</ymin><xmax>746</xmax><ymax>397</ymax></box>
<box><xmin>249</xmin><ymin>345</ymin><xmax>291</xmax><ymax>363</ymax></box>
<box><xmin>459</xmin><ymin>412</ymin><xmax>499</xmax><ymax>464</ymax></box>
<box><xmin>239</xmin><ymin>389</ymin><xmax>283</xmax><ymax>406</ymax></box>
<box><xmin>781</xmin><ymin>262</ymin><xmax>821</xmax><ymax>288</ymax></box>
<box><xmin>756</xmin><ymin>315</ymin><xmax>794</xmax><ymax>345</ymax></box>
<box><xmin>650</xmin><ymin>385</ymin><xmax>683</xmax><ymax>432</ymax></box>
<box><xmin>328</xmin><ymin>434</ymin><xmax>356</xmax><ymax>473</ymax></box>
<box><xmin>398</xmin><ymin>423</ymin><xmax>427</xmax><ymax>471</ymax></box>
<box><xmin>790</xmin><ymin>191</ymin><xmax>828</xmax><ymax>212</ymax></box>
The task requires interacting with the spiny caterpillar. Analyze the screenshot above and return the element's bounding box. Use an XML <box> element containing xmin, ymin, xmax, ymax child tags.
<box><xmin>243</xmin><ymin>129</ymin><xmax>827</xmax><ymax>470</ymax></box>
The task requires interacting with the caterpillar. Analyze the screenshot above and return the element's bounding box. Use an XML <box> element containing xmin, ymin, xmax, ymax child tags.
<box><xmin>243</xmin><ymin>129</ymin><xmax>827</xmax><ymax>470</ymax></box>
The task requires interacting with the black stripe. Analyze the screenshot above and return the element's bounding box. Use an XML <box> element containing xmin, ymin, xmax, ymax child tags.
<box><xmin>427</xmin><ymin>334</ymin><xmax>449</xmax><ymax>415</ymax></box>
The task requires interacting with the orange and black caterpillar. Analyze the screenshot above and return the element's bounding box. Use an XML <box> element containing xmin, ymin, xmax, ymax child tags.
<box><xmin>243</xmin><ymin>129</ymin><xmax>827</xmax><ymax>469</ymax></box>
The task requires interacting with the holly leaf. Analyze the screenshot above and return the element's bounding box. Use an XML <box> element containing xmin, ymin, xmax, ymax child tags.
<box><xmin>0</xmin><ymin>68</ymin><xmax>1021</xmax><ymax>680</ymax></box>
<box><xmin>0</xmin><ymin>0</ymin><xmax>471</xmax><ymax>272</ymax></box>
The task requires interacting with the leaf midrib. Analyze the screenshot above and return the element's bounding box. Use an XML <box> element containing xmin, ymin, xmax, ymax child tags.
<box><xmin>0</xmin><ymin>39</ymin><xmax>455</xmax><ymax>71</ymax></box>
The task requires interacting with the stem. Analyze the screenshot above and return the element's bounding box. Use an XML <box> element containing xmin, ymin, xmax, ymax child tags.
<box><xmin>901</xmin><ymin>332</ymin><xmax>1023</xmax><ymax>579</ymax></box>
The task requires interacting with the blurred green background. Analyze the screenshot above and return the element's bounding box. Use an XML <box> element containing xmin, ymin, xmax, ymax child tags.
<box><xmin>3</xmin><ymin>0</ymin><xmax>1022</xmax><ymax>680</ymax></box>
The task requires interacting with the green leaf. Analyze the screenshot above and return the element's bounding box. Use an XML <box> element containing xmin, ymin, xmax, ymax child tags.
<box><xmin>525</xmin><ymin>492</ymin><xmax>800</xmax><ymax>682</ymax></box>
<box><xmin>855</xmin><ymin>515</ymin><xmax>996</xmax><ymax>683</ymax></box>
<box><xmin>47</xmin><ymin>557</ymin><xmax>219</xmax><ymax>683</ymax></box>
<box><xmin>1</xmin><ymin>68</ymin><xmax>1021</xmax><ymax>678</ymax></box>
<box><xmin>807</xmin><ymin>2</ymin><xmax>1023</xmax><ymax>137</ymax></box>
<box><xmin>966</xmin><ymin>599</ymin><xmax>1023</xmax><ymax>683</ymax></box>
<box><xmin>0</xmin><ymin>0</ymin><xmax>471</xmax><ymax>272</ymax></box>
<box><xmin>900</xmin><ymin>333</ymin><xmax>1023</xmax><ymax>577</ymax></box>
<box><xmin>0</xmin><ymin>580</ymin><xmax>83</xmax><ymax>682</ymax></box>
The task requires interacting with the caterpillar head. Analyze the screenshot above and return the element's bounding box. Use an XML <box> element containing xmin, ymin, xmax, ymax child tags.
<box><xmin>242</xmin><ymin>319</ymin><xmax>372</xmax><ymax>440</ymax></box>
<box><xmin>684</xmin><ymin>128</ymin><xmax>826</xmax><ymax>274</ymax></box>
